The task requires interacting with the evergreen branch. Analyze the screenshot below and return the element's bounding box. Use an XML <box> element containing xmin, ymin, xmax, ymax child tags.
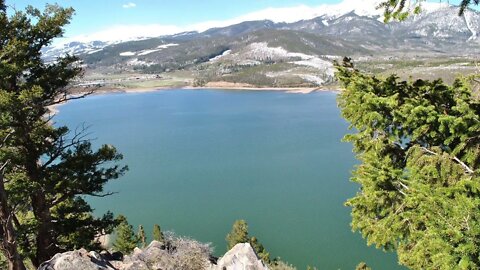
<box><xmin>420</xmin><ymin>147</ymin><xmax>475</xmax><ymax>174</ymax></box>
<box><xmin>41</xmin><ymin>124</ymin><xmax>93</xmax><ymax>169</ymax></box>
<box><xmin>47</xmin><ymin>90</ymin><xmax>94</xmax><ymax>106</ymax></box>
<box><xmin>51</xmin><ymin>191</ymin><xmax>117</xmax><ymax>206</ymax></box>
<box><xmin>0</xmin><ymin>130</ymin><xmax>14</xmax><ymax>148</ymax></box>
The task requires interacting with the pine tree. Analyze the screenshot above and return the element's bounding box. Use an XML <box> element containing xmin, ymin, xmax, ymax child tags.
<box><xmin>153</xmin><ymin>224</ymin><xmax>165</xmax><ymax>243</ymax></box>
<box><xmin>336</xmin><ymin>59</ymin><xmax>480</xmax><ymax>269</ymax></box>
<box><xmin>250</xmin><ymin>236</ymin><xmax>270</xmax><ymax>264</ymax></box>
<box><xmin>0</xmin><ymin>0</ymin><xmax>127</xmax><ymax>267</ymax></box>
<box><xmin>226</xmin><ymin>220</ymin><xmax>249</xmax><ymax>250</ymax></box>
<box><xmin>378</xmin><ymin>0</ymin><xmax>479</xmax><ymax>21</ymax></box>
<box><xmin>137</xmin><ymin>225</ymin><xmax>147</xmax><ymax>248</ymax></box>
<box><xmin>113</xmin><ymin>215</ymin><xmax>138</xmax><ymax>254</ymax></box>
<box><xmin>355</xmin><ymin>262</ymin><xmax>372</xmax><ymax>270</ymax></box>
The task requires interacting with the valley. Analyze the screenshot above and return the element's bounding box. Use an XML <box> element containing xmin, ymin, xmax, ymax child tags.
<box><xmin>46</xmin><ymin>4</ymin><xmax>480</xmax><ymax>92</ymax></box>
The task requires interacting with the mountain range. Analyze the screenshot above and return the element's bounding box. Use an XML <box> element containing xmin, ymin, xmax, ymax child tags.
<box><xmin>45</xmin><ymin>2</ymin><xmax>480</xmax><ymax>89</ymax></box>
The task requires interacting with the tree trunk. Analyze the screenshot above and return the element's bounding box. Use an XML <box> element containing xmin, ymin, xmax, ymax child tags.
<box><xmin>31</xmin><ymin>190</ymin><xmax>58</xmax><ymax>267</ymax></box>
<box><xmin>0</xmin><ymin>171</ymin><xmax>26</xmax><ymax>270</ymax></box>
<box><xmin>15</xmin><ymin>115</ymin><xmax>59</xmax><ymax>267</ymax></box>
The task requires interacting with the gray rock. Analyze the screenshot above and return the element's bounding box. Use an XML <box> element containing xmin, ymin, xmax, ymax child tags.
<box><xmin>38</xmin><ymin>241</ymin><xmax>267</xmax><ymax>270</ymax></box>
<box><xmin>38</xmin><ymin>249</ymin><xmax>115</xmax><ymax>270</ymax></box>
<box><xmin>213</xmin><ymin>243</ymin><xmax>268</xmax><ymax>270</ymax></box>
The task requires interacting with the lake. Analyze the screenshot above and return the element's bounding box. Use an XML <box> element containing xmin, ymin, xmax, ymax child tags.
<box><xmin>55</xmin><ymin>89</ymin><xmax>403</xmax><ymax>269</ymax></box>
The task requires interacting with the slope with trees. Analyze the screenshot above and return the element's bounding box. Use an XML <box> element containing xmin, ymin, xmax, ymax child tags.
<box><xmin>0</xmin><ymin>1</ymin><xmax>127</xmax><ymax>268</ymax></box>
<box><xmin>336</xmin><ymin>2</ymin><xmax>480</xmax><ymax>269</ymax></box>
<box><xmin>337</xmin><ymin>58</ymin><xmax>480</xmax><ymax>268</ymax></box>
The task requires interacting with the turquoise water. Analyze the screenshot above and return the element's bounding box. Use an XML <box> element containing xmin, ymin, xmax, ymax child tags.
<box><xmin>55</xmin><ymin>89</ymin><xmax>403</xmax><ymax>269</ymax></box>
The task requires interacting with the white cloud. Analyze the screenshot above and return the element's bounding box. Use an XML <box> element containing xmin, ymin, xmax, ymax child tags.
<box><xmin>65</xmin><ymin>24</ymin><xmax>183</xmax><ymax>43</ymax></box>
<box><xmin>56</xmin><ymin>0</ymin><xmax>447</xmax><ymax>44</ymax></box>
<box><xmin>122</xmin><ymin>2</ymin><xmax>136</xmax><ymax>9</ymax></box>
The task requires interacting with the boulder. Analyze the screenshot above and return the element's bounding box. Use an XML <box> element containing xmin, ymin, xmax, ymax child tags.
<box><xmin>213</xmin><ymin>243</ymin><xmax>268</xmax><ymax>270</ymax></box>
<box><xmin>38</xmin><ymin>241</ymin><xmax>267</xmax><ymax>270</ymax></box>
<box><xmin>38</xmin><ymin>249</ymin><xmax>115</xmax><ymax>270</ymax></box>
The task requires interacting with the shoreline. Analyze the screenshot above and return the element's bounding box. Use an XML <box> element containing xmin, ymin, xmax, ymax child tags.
<box><xmin>48</xmin><ymin>85</ymin><xmax>340</xmax><ymax>114</ymax></box>
<box><xmin>86</xmin><ymin>85</ymin><xmax>340</xmax><ymax>95</ymax></box>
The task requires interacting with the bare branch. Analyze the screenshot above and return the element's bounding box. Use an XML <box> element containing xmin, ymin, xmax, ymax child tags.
<box><xmin>398</xmin><ymin>181</ymin><xmax>410</xmax><ymax>190</ymax></box>
<box><xmin>420</xmin><ymin>147</ymin><xmax>438</xmax><ymax>156</ymax></box>
<box><xmin>453</xmin><ymin>156</ymin><xmax>475</xmax><ymax>174</ymax></box>
<box><xmin>47</xmin><ymin>90</ymin><xmax>94</xmax><ymax>106</ymax></box>
<box><xmin>0</xmin><ymin>160</ymin><xmax>10</xmax><ymax>173</ymax></box>
<box><xmin>51</xmin><ymin>191</ymin><xmax>117</xmax><ymax>206</ymax></box>
<box><xmin>0</xmin><ymin>130</ymin><xmax>14</xmax><ymax>148</ymax></box>
<box><xmin>420</xmin><ymin>147</ymin><xmax>475</xmax><ymax>174</ymax></box>
<box><xmin>87</xmin><ymin>191</ymin><xmax>117</xmax><ymax>198</ymax></box>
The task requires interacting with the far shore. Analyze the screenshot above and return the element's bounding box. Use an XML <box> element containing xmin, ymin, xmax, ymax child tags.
<box><xmin>48</xmin><ymin>83</ymin><xmax>340</xmax><ymax>114</ymax></box>
<box><xmin>81</xmin><ymin>84</ymin><xmax>340</xmax><ymax>95</ymax></box>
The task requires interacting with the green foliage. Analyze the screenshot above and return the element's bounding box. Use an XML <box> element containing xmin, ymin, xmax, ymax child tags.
<box><xmin>153</xmin><ymin>224</ymin><xmax>165</xmax><ymax>243</ymax></box>
<box><xmin>378</xmin><ymin>0</ymin><xmax>479</xmax><ymax>22</ymax></box>
<box><xmin>0</xmin><ymin>1</ymin><xmax>127</xmax><ymax>266</ymax></box>
<box><xmin>336</xmin><ymin>58</ymin><xmax>480</xmax><ymax>269</ymax></box>
<box><xmin>226</xmin><ymin>220</ymin><xmax>272</xmax><ymax>264</ymax></box>
<box><xmin>356</xmin><ymin>262</ymin><xmax>372</xmax><ymax>270</ymax></box>
<box><xmin>137</xmin><ymin>225</ymin><xmax>147</xmax><ymax>248</ymax></box>
<box><xmin>113</xmin><ymin>215</ymin><xmax>138</xmax><ymax>254</ymax></box>
<box><xmin>269</xmin><ymin>260</ymin><xmax>297</xmax><ymax>270</ymax></box>
<box><xmin>250</xmin><ymin>236</ymin><xmax>270</xmax><ymax>264</ymax></box>
<box><xmin>226</xmin><ymin>220</ymin><xmax>249</xmax><ymax>250</ymax></box>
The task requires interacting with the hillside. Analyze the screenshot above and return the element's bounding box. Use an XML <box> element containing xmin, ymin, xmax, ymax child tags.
<box><xmin>46</xmin><ymin>4</ymin><xmax>480</xmax><ymax>90</ymax></box>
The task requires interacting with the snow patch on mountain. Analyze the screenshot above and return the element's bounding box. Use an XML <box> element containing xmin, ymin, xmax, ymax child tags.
<box><xmin>463</xmin><ymin>9</ymin><xmax>480</xmax><ymax>40</ymax></box>
<box><xmin>293</xmin><ymin>58</ymin><xmax>334</xmax><ymax>75</ymax></box>
<box><xmin>137</xmin><ymin>49</ymin><xmax>162</xmax><ymax>56</ymax></box>
<box><xmin>42</xmin><ymin>40</ymin><xmax>113</xmax><ymax>60</ymax></box>
<box><xmin>119</xmin><ymin>44</ymin><xmax>178</xmax><ymax>57</ymax></box>
<box><xmin>244</xmin><ymin>42</ymin><xmax>316</xmax><ymax>61</ymax></box>
<box><xmin>120</xmin><ymin>51</ymin><xmax>136</xmax><ymax>56</ymax></box>
<box><xmin>157</xmin><ymin>43</ymin><xmax>179</xmax><ymax>49</ymax></box>
<box><xmin>127</xmin><ymin>58</ymin><xmax>154</xmax><ymax>66</ymax></box>
<box><xmin>209</xmin><ymin>50</ymin><xmax>232</xmax><ymax>62</ymax></box>
<box><xmin>298</xmin><ymin>74</ymin><xmax>327</xmax><ymax>85</ymax></box>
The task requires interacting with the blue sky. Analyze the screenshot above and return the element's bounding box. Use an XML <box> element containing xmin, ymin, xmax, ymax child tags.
<box><xmin>7</xmin><ymin>0</ymin><xmax>467</xmax><ymax>42</ymax></box>
<box><xmin>10</xmin><ymin>0</ymin><xmax>337</xmax><ymax>35</ymax></box>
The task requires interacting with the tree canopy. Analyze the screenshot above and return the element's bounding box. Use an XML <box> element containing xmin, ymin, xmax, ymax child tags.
<box><xmin>0</xmin><ymin>0</ymin><xmax>127</xmax><ymax>268</ymax></box>
<box><xmin>113</xmin><ymin>216</ymin><xmax>138</xmax><ymax>254</ymax></box>
<box><xmin>153</xmin><ymin>224</ymin><xmax>165</xmax><ymax>243</ymax></box>
<box><xmin>336</xmin><ymin>58</ymin><xmax>480</xmax><ymax>269</ymax></box>
<box><xmin>226</xmin><ymin>220</ymin><xmax>271</xmax><ymax>264</ymax></box>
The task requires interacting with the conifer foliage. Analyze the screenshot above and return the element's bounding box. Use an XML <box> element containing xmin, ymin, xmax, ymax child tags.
<box><xmin>226</xmin><ymin>220</ymin><xmax>271</xmax><ymax>264</ymax></box>
<box><xmin>153</xmin><ymin>224</ymin><xmax>165</xmax><ymax>243</ymax></box>
<box><xmin>0</xmin><ymin>1</ymin><xmax>127</xmax><ymax>268</ymax></box>
<box><xmin>336</xmin><ymin>58</ymin><xmax>480</xmax><ymax>269</ymax></box>
<box><xmin>226</xmin><ymin>220</ymin><xmax>249</xmax><ymax>250</ymax></box>
<box><xmin>378</xmin><ymin>0</ymin><xmax>480</xmax><ymax>21</ymax></box>
<box><xmin>137</xmin><ymin>225</ymin><xmax>147</xmax><ymax>248</ymax></box>
<box><xmin>113</xmin><ymin>216</ymin><xmax>138</xmax><ymax>254</ymax></box>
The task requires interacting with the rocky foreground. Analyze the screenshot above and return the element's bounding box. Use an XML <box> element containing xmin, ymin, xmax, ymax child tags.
<box><xmin>38</xmin><ymin>241</ymin><xmax>268</xmax><ymax>270</ymax></box>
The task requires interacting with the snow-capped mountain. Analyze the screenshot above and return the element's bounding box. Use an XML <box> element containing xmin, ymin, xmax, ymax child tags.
<box><xmin>43</xmin><ymin>0</ymin><xmax>469</xmax><ymax>60</ymax></box>
<box><xmin>41</xmin><ymin>0</ymin><xmax>480</xmax><ymax>88</ymax></box>
<box><xmin>42</xmin><ymin>40</ymin><xmax>113</xmax><ymax>61</ymax></box>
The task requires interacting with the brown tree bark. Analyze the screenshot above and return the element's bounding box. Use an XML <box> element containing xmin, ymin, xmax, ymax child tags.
<box><xmin>0</xmin><ymin>165</ymin><xmax>26</xmax><ymax>270</ymax></box>
<box><xmin>30</xmin><ymin>190</ymin><xmax>58</xmax><ymax>267</ymax></box>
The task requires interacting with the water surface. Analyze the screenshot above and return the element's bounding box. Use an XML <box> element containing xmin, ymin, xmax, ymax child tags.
<box><xmin>55</xmin><ymin>89</ymin><xmax>403</xmax><ymax>269</ymax></box>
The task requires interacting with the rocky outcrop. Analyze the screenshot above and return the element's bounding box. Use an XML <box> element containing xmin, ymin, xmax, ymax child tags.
<box><xmin>38</xmin><ymin>249</ymin><xmax>115</xmax><ymax>270</ymax></box>
<box><xmin>212</xmin><ymin>243</ymin><xmax>268</xmax><ymax>270</ymax></box>
<box><xmin>38</xmin><ymin>242</ymin><xmax>268</xmax><ymax>270</ymax></box>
